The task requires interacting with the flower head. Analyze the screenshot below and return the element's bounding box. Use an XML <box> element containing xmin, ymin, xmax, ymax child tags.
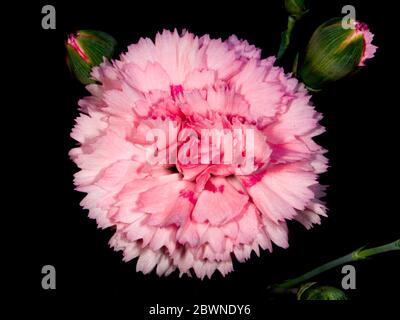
<box><xmin>298</xmin><ymin>18</ymin><xmax>377</xmax><ymax>90</ymax></box>
<box><xmin>70</xmin><ymin>30</ymin><xmax>328</xmax><ymax>278</ymax></box>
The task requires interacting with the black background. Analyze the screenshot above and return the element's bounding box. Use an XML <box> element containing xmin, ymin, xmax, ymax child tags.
<box><xmin>9</xmin><ymin>0</ymin><xmax>399</xmax><ymax>314</ymax></box>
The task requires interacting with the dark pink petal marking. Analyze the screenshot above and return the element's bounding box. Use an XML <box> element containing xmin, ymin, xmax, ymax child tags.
<box><xmin>170</xmin><ymin>85</ymin><xmax>184</xmax><ymax>100</ymax></box>
<box><xmin>240</xmin><ymin>169</ymin><xmax>267</xmax><ymax>188</ymax></box>
<box><xmin>204</xmin><ymin>180</ymin><xmax>225</xmax><ymax>193</ymax></box>
<box><xmin>179</xmin><ymin>189</ymin><xmax>196</xmax><ymax>204</ymax></box>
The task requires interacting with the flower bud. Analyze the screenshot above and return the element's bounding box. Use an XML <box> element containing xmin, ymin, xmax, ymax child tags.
<box><xmin>66</xmin><ymin>30</ymin><xmax>117</xmax><ymax>84</ymax></box>
<box><xmin>298</xmin><ymin>18</ymin><xmax>377</xmax><ymax>90</ymax></box>
<box><xmin>284</xmin><ymin>0</ymin><xmax>309</xmax><ymax>19</ymax></box>
<box><xmin>297</xmin><ymin>283</ymin><xmax>348</xmax><ymax>300</ymax></box>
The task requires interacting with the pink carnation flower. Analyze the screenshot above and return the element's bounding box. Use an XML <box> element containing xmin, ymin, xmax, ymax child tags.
<box><xmin>70</xmin><ymin>30</ymin><xmax>328</xmax><ymax>279</ymax></box>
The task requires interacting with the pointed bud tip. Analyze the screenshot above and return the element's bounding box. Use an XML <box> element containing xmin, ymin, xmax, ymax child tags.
<box><xmin>65</xmin><ymin>29</ymin><xmax>117</xmax><ymax>85</ymax></box>
<box><xmin>66</xmin><ymin>32</ymin><xmax>90</xmax><ymax>63</ymax></box>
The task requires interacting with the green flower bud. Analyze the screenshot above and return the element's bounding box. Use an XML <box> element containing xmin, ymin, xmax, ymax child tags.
<box><xmin>298</xmin><ymin>18</ymin><xmax>377</xmax><ymax>91</ymax></box>
<box><xmin>284</xmin><ymin>0</ymin><xmax>309</xmax><ymax>19</ymax></box>
<box><xmin>297</xmin><ymin>283</ymin><xmax>349</xmax><ymax>300</ymax></box>
<box><xmin>66</xmin><ymin>30</ymin><xmax>117</xmax><ymax>84</ymax></box>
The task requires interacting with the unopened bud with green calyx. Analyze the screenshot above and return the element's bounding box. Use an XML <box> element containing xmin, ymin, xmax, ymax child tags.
<box><xmin>297</xmin><ymin>283</ymin><xmax>349</xmax><ymax>300</ymax></box>
<box><xmin>66</xmin><ymin>30</ymin><xmax>117</xmax><ymax>85</ymax></box>
<box><xmin>298</xmin><ymin>18</ymin><xmax>377</xmax><ymax>91</ymax></box>
<box><xmin>284</xmin><ymin>0</ymin><xmax>309</xmax><ymax>20</ymax></box>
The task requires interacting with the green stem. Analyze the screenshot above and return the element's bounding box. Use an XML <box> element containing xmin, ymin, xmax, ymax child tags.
<box><xmin>277</xmin><ymin>16</ymin><xmax>296</xmax><ymax>61</ymax></box>
<box><xmin>357</xmin><ymin>240</ymin><xmax>400</xmax><ymax>258</ymax></box>
<box><xmin>292</xmin><ymin>52</ymin><xmax>299</xmax><ymax>76</ymax></box>
<box><xmin>274</xmin><ymin>239</ymin><xmax>400</xmax><ymax>289</ymax></box>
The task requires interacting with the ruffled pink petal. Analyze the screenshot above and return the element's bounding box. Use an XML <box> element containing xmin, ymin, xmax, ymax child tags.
<box><xmin>192</xmin><ymin>177</ymin><xmax>249</xmax><ymax>225</ymax></box>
